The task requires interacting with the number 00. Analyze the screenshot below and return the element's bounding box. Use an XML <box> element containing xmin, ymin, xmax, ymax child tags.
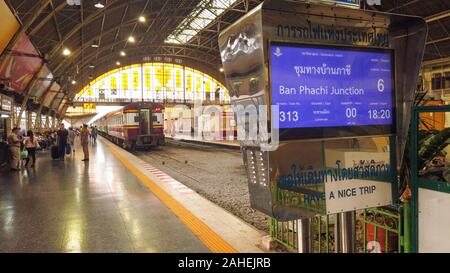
<box><xmin>346</xmin><ymin>108</ymin><xmax>357</xmax><ymax>118</ymax></box>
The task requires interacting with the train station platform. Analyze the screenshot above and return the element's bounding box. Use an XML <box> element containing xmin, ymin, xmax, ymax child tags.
<box><xmin>0</xmin><ymin>138</ymin><xmax>264</xmax><ymax>253</ymax></box>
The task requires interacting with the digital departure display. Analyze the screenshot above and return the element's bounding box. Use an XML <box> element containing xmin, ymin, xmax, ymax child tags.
<box><xmin>270</xmin><ymin>42</ymin><xmax>395</xmax><ymax>139</ymax></box>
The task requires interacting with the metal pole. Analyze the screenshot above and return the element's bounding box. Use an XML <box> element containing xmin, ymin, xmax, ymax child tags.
<box><xmin>297</xmin><ymin>218</ymin><xmax>312</xmax><ymax>253</ymax></box>
<box><xmin>403</xmin><ymin>202</ymin><xmax>411</xmax><ymax>253</ymax></box>
<box><xmin>335</xmin><ymin>213</ymin><xmax>341</xmax><ymax>253</ymax></box>
<box><xmin>337</xmin><ymin>212</ymin><xmax>356</xmax><ymax>253</ymax></box>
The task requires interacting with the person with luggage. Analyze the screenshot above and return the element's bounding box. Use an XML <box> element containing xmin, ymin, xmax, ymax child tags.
<box><xmin>23</xmin><ymin>130</ymin><xmax>39</xmax><ymax>168</ymax></box>
<box><xmin>7</xmin><ymin>127</ymin><xmax>21</xmax><ymax>171</ymax></box>
<box><xmin>91</xmin><ymin>126</ymin><xmax>98</xmax><ymax>143</ymax></box>
<box><xmin>81</xmin><ymin>124</ymin><xmax>90</xmax><ymax>162</ymax></box>
<box><xmin>68</xmin><ymin>127</ymin><xmax>77</xmax><ymax>156</ymax></box>
<box><xmin>56</xmin><ymin>123</ymin><xmax>68</xmax><ymax>161</ymax></box>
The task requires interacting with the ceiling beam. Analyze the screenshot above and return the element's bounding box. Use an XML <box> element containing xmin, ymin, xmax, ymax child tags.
<box><xmin>46</xmin><ymin>0</ymin><xmax>146</xmax><ymax>59</ymax></box>
<box><xmin>66</xmin><ymin>49</ymin><xmax>221</xmax><ymax>98</ymax></box>
<box><xmin>425</xmin><ymin>10</ymin><xmax>450</xmax><ymax>23</ymax></box>
<box><xmin>29</xmin><ymin>1</ymin><xmax>66</xmax><ymax>36</ymax></box>
<box><xmin>64</xmin><ymin>42</ymin><xmax>219</xmax><ymax>79</ymax></box>
<box><xmin>426</xmin><ymin>36</ymin><xmax>450</xmax><ymax>46</ymax></box>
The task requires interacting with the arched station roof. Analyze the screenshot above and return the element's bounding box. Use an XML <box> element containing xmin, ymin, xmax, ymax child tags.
<box><xmin>5</xmin><ymin>0</ymin><xmax>262</xmax><ymax>103</ymax></box>
<box><xmin>1</xmin><ymin>0</ymin><xmax>449</xmax><ymax>117</ymax></box>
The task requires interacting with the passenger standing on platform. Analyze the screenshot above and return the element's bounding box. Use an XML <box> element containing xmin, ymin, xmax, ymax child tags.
<box><xmin>68</xmin><ymin>127</ymin><xmax>77</xmax><ymax>156</ymax></box>
<box><xmin>23</xmin><ymin>130</ymin><xmax>39</xmax><ymax>168</ymax></box>
<box><xmin>7</xmin><ymin>127</ymin><xmax>21</xmax><ymax>171</ymax></box>
<box><xmin>56</xmin><ymin>124</ymin><xmax>68</xmax><ymax>161</ymax></box>
<box><xmin>88</xmin><ymin>126</ymin><xmax>92</xmax><ymax>143</ymax></box>
<box><xmin>171</xmin><ymin>119</ymin><xmax>176</xmax><ymax>138</ymax></box>
<box><xmin>81</xmin><ymin>124</ymin><xmax>90</xmax><ymax>162</ymax></box>
<box><xmin>92</xmin><ymin>126</ymin><xmax>98</xmax><ymax>143</ymax></box>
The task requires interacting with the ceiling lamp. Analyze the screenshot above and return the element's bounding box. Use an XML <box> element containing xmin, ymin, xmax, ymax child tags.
<box><xmin>219</xmin><ymin>68</ymin><xmax>224</xmax><ymax>72</ymax></box>
<box><xmin>139</xmin><ymin>16</ymin><xmax>146</xmax><ymax>23</ymax></box>
<box><xmin>94</xmin><ymin>2</ymin><xmax>104</xmax><ymax>8</ymax></box>
<box><xmin>128</xmin><ymin>36</ymin><xmax>136</xmax><ymax>43</ymax></box>
<box><xmin>116</xmin><ymin>61</ymin><xmax>121</xmax><ymax>66</ymax></box>
<box><xmin>71</xmin><ymin>80</ymin><xmax>77</xmax><ymax>85</ymax></box>
<box><xmin>120</xmin><ymin>51</ymin><xmax>126</xmax><ymax>56</ymax></box>
<box><xmin>91</xmin><ymin>44</ymin><xmax>99</xmax><ymax>48</ymax></box>
<box><xmin>62</xmin><ymin>48</ymin><xmax>71</xmax><ymax>56</ymax></box>
<box><xmin>89</xmin><ymin>65</ymin><xmax>95</xmax><ymax>69</ymax></box>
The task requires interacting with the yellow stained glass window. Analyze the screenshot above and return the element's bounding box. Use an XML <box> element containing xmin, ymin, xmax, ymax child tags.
<box><xmin>133</xmin><ymin>70</ymin><xmax>139</xmax><ymax>91</ymax></box>
<box><xmin>144</xmin><ymin>68</ymin><xmax>151</xmax><ymax>90</ymax></box>
<box><xmin>76</xmin><ymin>63</ymin><xmax>229</xmax><ymax>103</ymax></box>
<box><xmin>205</xmin><ymin>79</ymin><xmax>211</xmax><ymax>93</ymax></box>
<box><xmin>121</xmin><ymin>73</ymin><xmax>129</xmax><ymax>90</ymax></box>
<box><xmin>186</xmin><ymin>72</ymin><xmax>192</xmax><ymax>91</ymax></box>
<box><xmin>175</xmin><ymin>69</ymin><xmax>182</xmax><ymax>89</ymax></box>
<box><xmin>110</xmin><ymin>77</ymin><xmax>117</xmax><ymax>90</ymax></box>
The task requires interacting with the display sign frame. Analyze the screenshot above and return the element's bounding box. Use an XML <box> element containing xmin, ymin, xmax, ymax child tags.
<box><xmin>218</xmin><ymin>0</ymin><xmax>428</xmax><ymax>221</ymax></box>
<box><xmin>268</xmin><ymin>41</ymin><xmax>397</xmax><ymax>141</ymax></box>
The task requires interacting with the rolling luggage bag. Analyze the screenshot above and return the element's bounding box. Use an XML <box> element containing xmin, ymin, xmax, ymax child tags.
<box><xmin>51</xmin><ymin>145</ymin><xmax>59</xmax><ymax>159</ymax></box>
<box><xmin>65</xmin><ymin>144</ymin><xmax>72</xmax><ymax>155</ymax></box>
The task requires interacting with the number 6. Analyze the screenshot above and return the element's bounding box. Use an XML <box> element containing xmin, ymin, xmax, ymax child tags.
<box><xmin>377</xmin><ymin>79</ymin><xmax>385</xmax><ymax>92</ymax></box>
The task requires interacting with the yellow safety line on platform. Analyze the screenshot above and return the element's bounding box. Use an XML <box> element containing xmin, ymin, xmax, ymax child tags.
<box><xmin>107</xmin><ymin>145</ymin><xmax>238</xmax><ymax>253</ymax></box>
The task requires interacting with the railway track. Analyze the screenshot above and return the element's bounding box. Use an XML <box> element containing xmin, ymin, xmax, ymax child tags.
<box><xmin>133</xmin><ymin>142</ymin><xmax>269</xmax><ymax>232</ymax></box>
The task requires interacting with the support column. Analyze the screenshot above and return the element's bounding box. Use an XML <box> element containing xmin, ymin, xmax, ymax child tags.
<box><xmin>27</xmin><ymin>111</ymin><xmax>32</xmax><ymax>131</ymax></box>
<box><xmin>297</xmin><ymin>218</ymin><xmax>313</xmax><ymax>253</ymax></box>
<box><xmin>45</xmin><ymin>114</ymin><xmax>50</xmax><ymax>129</ymax></box>
<box><xmin>52</xmin><ymin>115</ymin><xmax>56</xmax><ymax>129</ymax></box>
<box><xmin>56</xmin><ymin>95</ymin><xmax>69</xmax><ymax>123</ymax></box>
<box><xmin>15</xmin><ymin>62</ymin><xmax>45</xmax><ymax>127</ymax></box>
<box><xmin>36</xmin><ymin>79</ymin><xmax>56</xmax><ymax>132</ymax></box>
<box><xmin>336</xmin><ymin>212</ymin><xmax>356</xmax><ymax>253</ymax></box>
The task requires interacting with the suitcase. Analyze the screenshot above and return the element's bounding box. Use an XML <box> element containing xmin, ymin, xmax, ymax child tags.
<box><xmin>51</xmin><ymin>145</ymin><xmax>59</xmax><ymax>159</ymax></box>
<box><xmin>65</xmin><ymin>144</ymin><xmax>72</xmax><ymax>155</ymax></box>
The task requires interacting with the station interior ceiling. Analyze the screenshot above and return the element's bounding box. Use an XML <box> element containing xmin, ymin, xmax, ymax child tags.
<box><xmin>2</xmin><ymin>0</ymin><xmax>450</xmax><ymax>118</ymax></box>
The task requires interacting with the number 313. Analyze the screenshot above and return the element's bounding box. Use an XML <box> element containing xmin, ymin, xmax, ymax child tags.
<box><xmin>280</xmin><ymin>111</ymin><xmax>299</xmax><ymax>122</ymax></box>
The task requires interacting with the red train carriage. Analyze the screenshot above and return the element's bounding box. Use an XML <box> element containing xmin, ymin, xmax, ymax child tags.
<box><xmin>95</xmin><ymin>102</ymin><xmax>165</xmax><ymax>149</ymax></box>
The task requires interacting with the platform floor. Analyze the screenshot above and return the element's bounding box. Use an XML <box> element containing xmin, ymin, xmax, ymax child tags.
<box><xmin>0</xmin><ymin>140</ymin><xmax>211</xmax><ymax>253</ymax></box>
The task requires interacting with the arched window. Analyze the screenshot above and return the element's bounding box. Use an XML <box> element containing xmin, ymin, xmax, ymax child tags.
<box><xmin>76</xmin><ymin>63</ymin><xmax>230</xmax><ymax>103</ymax></box>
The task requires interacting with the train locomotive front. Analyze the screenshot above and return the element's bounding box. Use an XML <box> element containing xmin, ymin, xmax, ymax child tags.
<box><xmin>96</xmin><ymin>102</ymin><xmax>165</xmax><ymax>150</ymax></box>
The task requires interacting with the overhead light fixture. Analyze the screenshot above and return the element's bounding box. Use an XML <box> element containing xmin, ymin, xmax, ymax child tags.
<box><xmin>139</xmin><ymin>16</ymin><xmax>146</xmax><ymax>23</ymax></box>
<box><xmin>63</xmin><ymin>48</ymin><xmax>71</xmax><ymax>56</ymax></box>
<box><xmin>219</xmin><ymin>68</ymin><xmax>224</xmax><ymax>72</ymax></box>
<box><xmin>1</xmin><ymin>114</ymin><xmax>9</xmax><ymax>118</ymax></box>
<box><xmin>89</xmin><ymin>65</ymin><xmax>95</xmax><ymax>69</ymax></box>
<box><xmin>71</xmin><ymin>80</ymin><xmax>77</xmax><ymax>85</ymax></box>
<box><xmin>91</xmin><ymin>44</ymin><xmax>99</xmax><ymax>48</ymax></box>
<box><xmin>128</xmin><ymin>36</ymin><xmax>136</xmax><ymax>43</ymax></box>
<box><xmin>120</xmin><ymin>51</ymin><xmax>126</xmax><ymax>56</ymax></box>
<box><xmin>116</xmin><ymin>61</ymin><xmax>121</xmax><ymax>66</ymax></box>
<box><xmin>94</xmin><ymin>2</ymin><xmax>104</xmax><ymax>8</ymax></box>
